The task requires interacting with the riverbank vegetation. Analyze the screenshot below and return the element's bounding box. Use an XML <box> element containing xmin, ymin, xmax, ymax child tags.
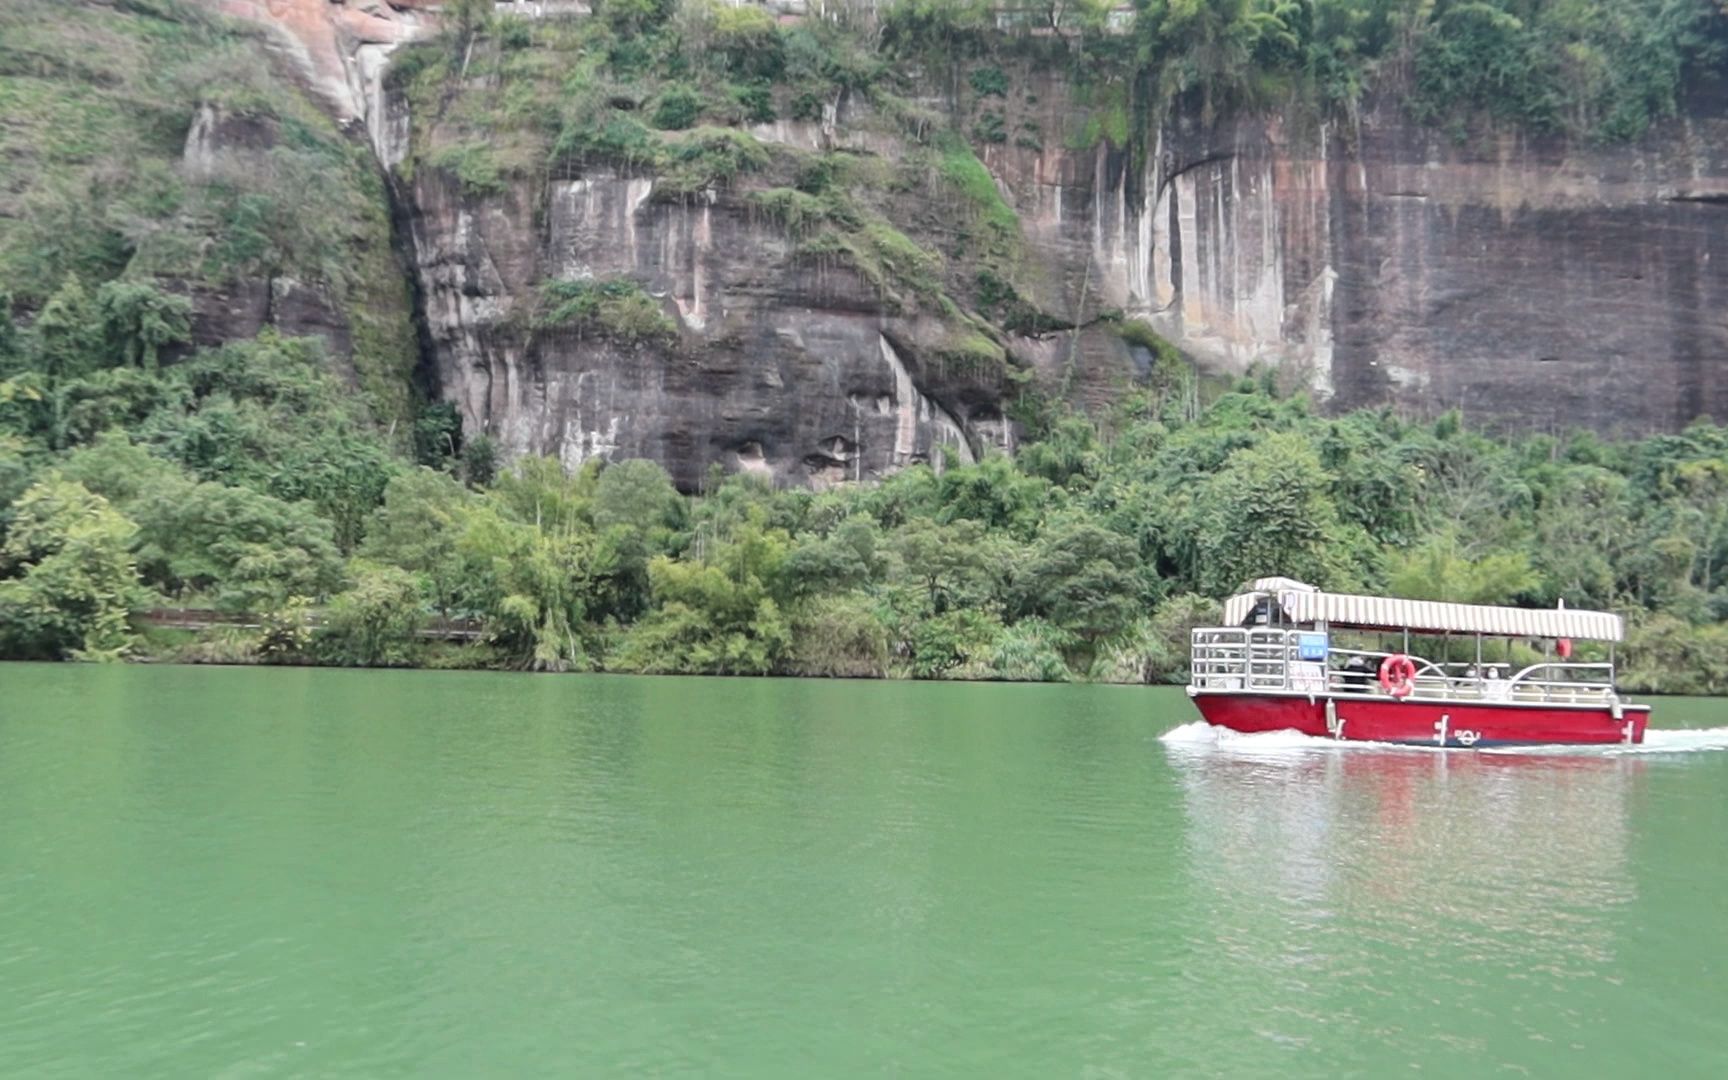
<box><xmin>4</xmin><ymin>301</ymin><xmax>1727</xmax><ymax>691</ymax></box>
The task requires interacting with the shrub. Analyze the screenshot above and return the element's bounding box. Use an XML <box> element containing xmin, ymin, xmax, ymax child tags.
<box><xmin>651</xmin><ymin>85</ymin><xmax>703</xmax><ymax>131</ymax></box>
<box><xmin>750</xmin><ymin>187</ymin><xmax>831</xmax><ymax>235</ymax></box>
<box><xmin>499</xmin><ymin>18</ymin><xmax>534</xmax><ymax>50</ymax></box>
<box><xmin>989</xmin><ymin>618</ymin><xmax>1073</xmax><ymax>681</ymax></box>
<box><xmin>972</xmin><ymin>111</ymin><xmax>1008</xmax><ymax>144</ymax></box>
<box><xmin>789</xmin><ymin>90</ymin><xmax>825</xmax><ymax>121</ymax></box>
<box><xmin>880</xmin><ymin>0</ymin><xmax>994</xmax><ymax>61</ymax></box>
<box><xmin>1118</xmin><ymin>319</ymin><xmax>1186</xmax><ymax>367</ymax></box>
<box><xmin>1092</xmin><ymin>595</ymin><xmax>1223</xmax><ymax>685</ymax></box>
<box><xmin>784</xmin><ymin>593</ymin><xmax>890</xmax><ymax>677</ymax></box>
<box><xmin>317</xmin><ymin>563</ymin><xmax>425</xmax><ymax>667</ymax></box>
<box><xmin>733</xmin><ymin>81</ymin><xmax>776</xmax><ymax>124</ymax></box>
<box><xmin>429</xmin><ymin>142</ymin><xmax>506</xmax><ymax>196</ymax></box>
<box><xmin>708</xmin><ymin>3</ymin><xmax>785</xmax><ymax>80</ymax></box>
<box><xmin>936</xmin><ymin>329</ymin><xmax>1006</xmax><ymax>374</ymax></box>
<box><xmin>535</xmin><ymin>279</ymin><xmax>677</xmax><ymax>344</ymax></box>
<box><xmin>660</xmin><ymin>127</ymin><xmax>771</xmax><ymax>193</ymax></box>
<box><xmin>939</xmin><ymin>137</ymin><xmax>1019</xmax><ymax>248</ymax></box>
<box><xmin>907</xmin><ymin>607</ymin><xmax>1002</xmax><ymax>679</ymax></box>
<box><xmin>969</xmin><ymin>65</ymin><xmax>1008</xmax><ymax>98</ymax></box>
<box><xmin>599</xmin><ymin>0</ymin><xmax>678</xmax><ymax>36</ymax></box>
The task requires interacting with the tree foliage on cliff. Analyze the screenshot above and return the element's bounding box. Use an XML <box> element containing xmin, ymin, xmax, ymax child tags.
<box><xmin>874</xmin><ymin>0</ymin><xmax>1728</xmax><ymax>139</ymax></box>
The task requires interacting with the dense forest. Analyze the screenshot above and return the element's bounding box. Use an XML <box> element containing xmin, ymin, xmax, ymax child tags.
<box><xmin>3</xmin><ymin>1</ymin><xmax>1727</xmax><ymax>691</ymax></box>
<box><xmin>4</xmin><ymin>303</ymin><xmax>1726</xmax><ymax>691</ymax></box>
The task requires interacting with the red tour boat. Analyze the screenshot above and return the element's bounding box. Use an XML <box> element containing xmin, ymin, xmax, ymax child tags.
<box><xmin>1187</xmin><ymin>578</ymin><xmax>1650</xmax><ymax>747</ymax></box>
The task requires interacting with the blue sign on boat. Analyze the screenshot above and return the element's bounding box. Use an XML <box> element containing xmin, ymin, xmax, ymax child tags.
<box><xmin>1297</xmin><ymin>633</ymin><xmax>1329</xmax><ymax>661</ymax></box>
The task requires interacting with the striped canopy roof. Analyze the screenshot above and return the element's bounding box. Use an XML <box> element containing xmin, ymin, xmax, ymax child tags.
<box><xmin>1223</xmin><ymin>578</ymin><xmax>1625</xmax><ymax>642</ymax></box>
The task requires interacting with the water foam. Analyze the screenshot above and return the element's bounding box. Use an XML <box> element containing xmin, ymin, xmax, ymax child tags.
<box><xmin>1160</xmin><ymin>721</ymin><xmax>1728</xmax><ymax>757</ymax></box>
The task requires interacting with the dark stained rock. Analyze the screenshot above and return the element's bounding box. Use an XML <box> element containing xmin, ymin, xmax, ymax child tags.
<box><xmin>1134</xmin><ymin>85</ymin><xmax>1728</xmax><ymax>436</ymax></box>
<box><xmin>391</xmin><ymin>65</ymin><xmax>1728</xmax><ymax>486</ymax></box>
<box><xmin>403</xmin><ymin>166</ymin><xmax>1008</xmax><ymax>491</ymax></box>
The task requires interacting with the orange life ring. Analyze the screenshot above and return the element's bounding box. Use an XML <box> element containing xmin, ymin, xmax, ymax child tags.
<box><xmin>1379</xmin><ymin>654</ymin><xmax>1417</xmax><ymax>698</ymax></box>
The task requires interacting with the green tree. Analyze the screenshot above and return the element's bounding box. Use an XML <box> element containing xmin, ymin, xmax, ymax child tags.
<box><xmin>412</xmin><ymin>401</ymin><xmax>462</xmax><ymax>468</ymax></box>
<box><xmin>59</xmin><ymin>432</ymin><xmax>187</xmax><ymax>507</ymax></box>
<box><xmin>27</xmin><ymin>276</ymin><xmax>104</xmax><ymax>449</ymax></box>
<box><xmin>494</xmin><ymin>455</ymin><xmax>595</xmax><ymax>533</ymax></box>
<box><xmin>1385</xmin><ymin>529</ymin><xmax>1540</xmax><ymax>604</ymax></box>
<box><xmin>785</xmin><ymin>514</ymin><xmax>886</xmax><ymax>597</ymax></box>
<box><xmin>888</xmin><ymin>517</ymin><xmax>1000</xmax><ymax>615</ymax></box>
<box><xmin>360</xmin><ymin>467</ymin><xmax>475</xmax><ymax>617</ymax></box>
<box><xmin>1620</xmin><ymin>612</ymin><xmax>1728</xmax><ymax>695</ymax></box>
<box><xmin>0</xmin><ymin>478</ymin><xmax>143</xmax><ymax>659</ymax></box>
<box><xmin>937</xmin><ymin>453</ymin><xmax>1049</xmax><ymax>535</ymax></box>
<box><xmin>1007</xmin><ymin>517</ymin><xmax>1143</xmax><ymax>669</ymax></box>
<box><xmin>0</xmin><ymin>290</ymin><xmax>19</xmax><ymax>372</ymax></box>
<box><xmin>462</xmin><ymin>434</ymin><xmax>500</xmax><ymax>487</ymax></box>
<box><xmin>1138</xmin><ymin>0</ymin><xmax>1303</xmax><ymax>118</ymax></box>
<box><xmin>1016</xmin><ymin>413</ymin><xmax>1103</xmax><ymax>489</ymax></box>
<box><xmin>1186</xmin><ymin>432</ymin><xmax>1353</xmax><ymax>595</ymax></box>
<box><xmin>1527</xmin><ymin>463</ymin><xmax>1633</xmax><ymax>607</ymax></box>
<box><xmin>615</xmin><ymin>520</ymin><xmax>792</xmax><ymax>674</ymax></box>
<box><xmin>132</xmin><ymin>481</ymin><xmax>344</xmax><ymax>611</ymax></box>
<box><xmin>34</xmin><ymin>275</ymin><xmax>103</xmax><ymax>381</ymax></box>
<box><xmin>458</xmin><ymin>503</ymin><xmax>596</xmax><ymax>670</ymax></box>
<box><xmin>593</xmin><ymin>458</ymin><xmax>684</xmax><ymax>537</ymax></box>
<box><xmin>598</xmin><ymin>0</ymin><xmax>679</xmax><ymax>36</ymax></box>
<box><xmin>96</xmin><ymin>280</ymin><xmax>192</xmax><ymax>372</ymax></box>
<box><xmin>590</xmin><ymin>458</ymin><xmax>685</xmax><ymax>621</ymax></box>
<box><xmin>128</xmin><ymin>335</ymin><xmax>399</xmax><ymax>550</ymax></box>
<box><xmin>448</xmin><ymin>0</ymin><xmax>495</xmax><ymax>41</ymax></box>
<box><xmin>317</xmin><ymin>563</ymin><xmax>425</xmax><ymax>666</ymax></box>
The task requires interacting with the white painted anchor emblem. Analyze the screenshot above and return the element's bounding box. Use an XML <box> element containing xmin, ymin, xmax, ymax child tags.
<box><xmin>1435</xmin><ymin>714</ymin><xmax>1479</xmax><ymax>746</ymax></box>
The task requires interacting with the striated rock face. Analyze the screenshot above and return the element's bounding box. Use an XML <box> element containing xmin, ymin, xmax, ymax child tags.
<box><xmin>972</xmin><ymin>69</ymin><xmax>1728</xmax><ymax>438</ymax></box>
<box><xmin>1130</xmin><ymin>93</ymin><xmax>1728</xmax><ymax>436</ymax></box>
<box><xmin>402</xmin><ymin>166</ymin><xmax>1006</xmax><ymax>491</ymax></box>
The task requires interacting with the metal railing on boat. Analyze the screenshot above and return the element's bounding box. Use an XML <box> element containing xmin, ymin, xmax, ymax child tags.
<box><xmin>1189</xmin><ymin>627</ymin><xmax>1618</xmax><ymax>705</ymax></box>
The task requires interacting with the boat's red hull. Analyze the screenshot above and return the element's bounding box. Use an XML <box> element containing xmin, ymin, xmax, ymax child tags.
<box><xmin>1192</xmin><ymin>692</ymin><xmax>1648</xmax><ymax>746</ymax></box>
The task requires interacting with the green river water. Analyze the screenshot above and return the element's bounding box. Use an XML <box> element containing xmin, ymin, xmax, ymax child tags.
<box><xmin>2</xmin><ymin>664</ymin><xmax>1725</xmax><ymax>1077</ymax></box>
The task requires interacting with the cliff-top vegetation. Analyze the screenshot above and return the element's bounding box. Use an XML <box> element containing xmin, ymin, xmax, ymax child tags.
<box><xmin>872</xmin><ymin>0</ymin><xmax>1728</xmax><ymax>142</ymax></box>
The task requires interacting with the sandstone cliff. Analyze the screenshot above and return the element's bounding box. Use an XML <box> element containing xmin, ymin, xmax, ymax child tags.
<box><xmin>193</xmin><ymin>3</ymin><xmax>1728</xmax><ymax>490</ymax></box>
<box><xmin>1141</xmin><ymin>90</ymin><xmax>1728</xmax><ymax>436</ymax></box>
